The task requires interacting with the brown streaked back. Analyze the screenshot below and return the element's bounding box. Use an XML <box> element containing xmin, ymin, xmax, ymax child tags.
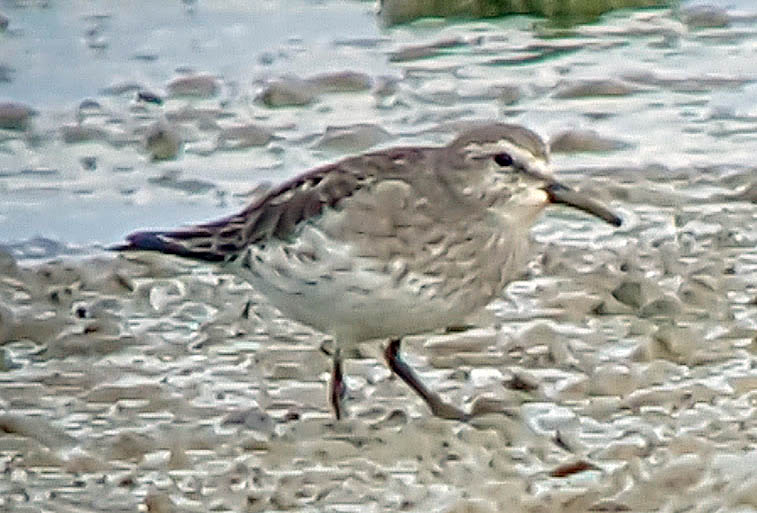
<box><xmin>112</xmin><ymin>146</ymin><xmax>435</xmax><ymax>261</ymax></box>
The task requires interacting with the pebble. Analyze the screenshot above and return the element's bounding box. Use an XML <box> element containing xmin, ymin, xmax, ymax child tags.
<box><xmin>221</xmin><ymin>406</ymin><xmax>275</xmax><ymax>433</ymax></box>
<box><xmin>577</xmin><ymin>396</ymin><xmax>623</xmax><ymax>420</ymax></box>
<box><xmin>258</xmin><ymin>77</ymin><xmax>317</xmax><ymax>107</ymax></box>
<box><xmin>60</xmin><ymin>124</ymin><xmax>109</xmax><ymax>144</ymax></box>
<box><xmin>639</xmin><ymin>359</ymin><xmax>683</xmax><ymax>386</ymax></box>
<box><xmin>0</xmin><ymin>413</ymin><xmax>77</xmax><ymax>449</ymax></box>
<box><xmin>649</xmin><ymin>324</ymin><xmax>699</xmax><ymax>362</ymax></box>
<box><xmin>0</xmin><ymin>64</ymin><xmax>12</xmax><ymax>83</ymax></box>
<box><xmin>680</xmin><ymin>5</ymin><xmax>730</xmax><ymax>29</ymax></box>
<box><xmin>546</xmin><ymin>290</ymin><xmax>603</xmax><ymax>319</ymax></box>
<box><xmin>611</xmin><ymin>280</ymin><xmax>645</xmax><ymax>308</ymax></box>
<box><xmin>136</xmin><ymin>90</ymin><xmax>164</xmax><ymax>105</ymax></box>
<box><xmin>493</xmin><ymin>84</ymin><xmax>521</xmax><ymax>105</ymax></box>
<box><xmin>639</xmin><ymin>294</ymin><xmax>683</xmax><ymax>318</ymax></box>
<box><xmin>732</xmin><ymin>476</ymin><xmax>757</xmax><ymax>508</ymax></box>
<box><xmin>143</xmin><ymin>491</ymin><xmax>177</xmax><ymax>513</ymax></box>
<box><xmin>144</xmin><ymin>121</ymin><xmax>182</xmax><ymax>160</ymax></box>
<box><xmin>512</xmin><ymin>321</ymin><xmax>560</xmax><ymax>349</ymax></box>
<box><xmin>0</xmin><ymin>348</ymin><xmax>20</xmax><ymax>371</ymax></box>
<box><xmin>442</xmin><ymin>499</ymin><xmax>497</xmax><ymax>513</ymax></box>
<box><xmin>590</xmin><ymin>364</ymin><xmax>639</xmax><ymax>397</ymax></box>
<box><xmin>734</xmin><ymin>182</ymin><xmax>757</xmax><ymax>203</ymax></box>
<box><xmin>20</xmin><ymin>167</ymin><xmax>59</xmax><ymax>177</ymax></box>
<box><xmin>77</xmin><ymin>99</ymin><xmax>103</xmax><ymax>119</ymax></box>
<box><xmin>42</xmin><ymin>331</ymin><xmax>135</xmax><ymax>359</ymax></box>
<box><xmin>165</xmin><ymin>104</ymin><xmax>224</xmax><ymax>122</ymax></box>
<box><xmin>147</xmin><ymin>170</ymin><xmax>214</xmax><ymax>194</ymax></box>
<box><xmin>107</xmin><ymin>431</ymin><xmax>156</xmax><ymax>461</ymax></box>
<box><xmin>79</xmin><ymin>156</ymin><xmax>97</xmax><ymax>170</ymax></box>
<box><xmin>0</xmin><ymin>301</ymin><xmax>14</xmax><ymax>344</ymax></box>
<box><xmin>101</xmin><ymin>81</ymin><xmax>144</xmax><ymax>96</ymax></box>
<box><xmin>621</xmin><ymin>70</ymin><xmax>748</xmax><ymax>93</ymax></box>
<box><xmin>389</xmin><ymin>44</ymin><xmax>439</xmax><ymax>62</ymax></box>
<box><xmin>424</xmin><ymin>328</ymin><xmax>498</xmax><ymax>355</ymax></box>
<box><xmin>389</xmin><ymin>38</ymin><xmax>465</xmax><ymax>62</ymax></box>
<box><xmin>0</xmin><ymin>102</ymin><xmax>35</xmax><ymax>129</ymax></box>
<box><xmin>728</xmin><ymin>375</ymin><xmax>757</xmax><ymax>395</ymax></box>
<box><xmin>650</xmin><ymin>454</ymin><xmax>706</xmax><ymax>491</ymax></box>
<box><xmin>550</xmin><ymin>129</ymin><xmax>631</xmax><ymax>153</ymax></box>
<box><xmin>313</xmin><ymin>124</ymin><xmax>392</xmax><ymax>153</ymax></box>
<box><xmin>144</xmin><ymin>280</ymin><xmax>185</xmax><ymax>312</ymax></box>
<box><xmin>307</xmin><ymin>71</ymin><xmax>372</xmax><ymax>93</ymax></box>
<box><xmin>553</xmin><ymin>79</ymin><xmax>637</xmax><ymax>98</ymax></box>
<box><xmin>373</xmin><ymin>75</ymin><xmax>401</xmax><ymax>97</ymax></box>
<box><xmin>167</xmin><ymin>73</ymin><xmax>219</xmax><ymax>97</ymax></box>
<box><xmin>217</xmin><ymin>124</ymin><xmax>274</xmax><ymax>150</ymax></box>
<box><xmin>12</xmin><ymin>315</ymin><xmax>68</xmax><ymax>345</ymax></box>
<box><xmin>63</xmin><ymin>451</ymin><xmax>111</xmax><ymax>473</ymax></box>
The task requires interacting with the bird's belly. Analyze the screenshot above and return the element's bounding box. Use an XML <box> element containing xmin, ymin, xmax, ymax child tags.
<box><xmin>230</xmin><ymin>216</ymin><xmax>525</xmax><ymax>344</ymax></box>
<box><xmin>233</xmin><ymin>248</ymin><xmax>473</xmax><ymax>344</ymax></box>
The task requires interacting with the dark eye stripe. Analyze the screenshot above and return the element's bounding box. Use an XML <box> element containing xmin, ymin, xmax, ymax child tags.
<box><xmin>493</xmin><ymin>153</ymin><xmax>513</xmax><ymax>167</ymax></box>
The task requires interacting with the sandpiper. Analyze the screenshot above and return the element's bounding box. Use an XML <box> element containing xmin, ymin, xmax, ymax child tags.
<box><xmin>114</xmin><ymin>122</ymin><xmax>621</xmax><ymax>420</ymax></box>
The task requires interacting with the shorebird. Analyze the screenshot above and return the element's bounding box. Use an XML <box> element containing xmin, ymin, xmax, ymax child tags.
<box><xmin>114</xmin><ymin>122</ymin><xmax>621</xmax><ymax>420</ymax></box>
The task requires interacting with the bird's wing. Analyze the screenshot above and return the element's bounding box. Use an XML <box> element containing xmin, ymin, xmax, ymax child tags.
<box><xmin>112</xmin><ymin>146</ymin><xmax>438</xmax><ymax>262</ymax></box>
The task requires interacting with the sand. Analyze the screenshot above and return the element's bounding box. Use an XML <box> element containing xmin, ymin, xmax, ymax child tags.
<box><xmin>1</xmin><ymin>1</ymin><xmax>756</xmax><ymax>512</ymax></box>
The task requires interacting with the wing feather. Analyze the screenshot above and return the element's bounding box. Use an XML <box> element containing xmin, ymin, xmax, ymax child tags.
<box><xmin>111</xmin><ymin>148</ymin><xmax>431</xmax><ymax>262</ymax></box>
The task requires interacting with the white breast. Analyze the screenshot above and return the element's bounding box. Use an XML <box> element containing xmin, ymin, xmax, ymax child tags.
<box><xmin>230</xmin><ymin>205</ymin><xmax>530</xmax><ymax>346</ymax></box>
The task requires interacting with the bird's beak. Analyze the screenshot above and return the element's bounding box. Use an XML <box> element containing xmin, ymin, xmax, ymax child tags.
<box><xmin>544</xmin><ymin>181</ymin><xmax>622</xmax><ymax>227</ymax></box>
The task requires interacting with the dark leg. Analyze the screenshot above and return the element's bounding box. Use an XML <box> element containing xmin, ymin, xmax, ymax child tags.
<box><xmin>329</xmin><ymin>348</ymin><xmax>346</xmax><ymax>420</ymax></box>
<box><xmin>384</xmin><ymin>338</ymin><xmax>468</xmax><ymax>421</ymax></box>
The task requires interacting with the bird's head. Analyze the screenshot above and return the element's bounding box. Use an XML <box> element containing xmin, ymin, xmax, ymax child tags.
<box><xmin>444</xmin><ymin>123</ymin><xmax>621</xmax><ymax>228</ymax></box>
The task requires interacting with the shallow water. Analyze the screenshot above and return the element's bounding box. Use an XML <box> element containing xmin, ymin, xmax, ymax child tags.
<box><xmin>1</xmin><ymin>1</ymin><xmax>757</xmax><ymax>512</ymax></box>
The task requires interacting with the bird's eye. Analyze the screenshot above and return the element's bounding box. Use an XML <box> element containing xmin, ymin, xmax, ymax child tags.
<box><xmin>493</xmin><ymin>152</ymin><xmax>513</xmax><ymax>167</ymax></box>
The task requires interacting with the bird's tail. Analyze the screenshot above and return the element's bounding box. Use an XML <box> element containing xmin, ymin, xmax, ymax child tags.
<box><xmin>110</xmin><ymin>216</ymin><xmax>247</xmax><ymax>263</ymax></box>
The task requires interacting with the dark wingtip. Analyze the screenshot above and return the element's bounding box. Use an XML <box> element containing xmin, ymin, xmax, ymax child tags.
<box><xmin>110</xmin><ymin>231</ymin><xmax>168</xmax><ymax>253</ymax></box>
<box><xmin>110</xmin><ymin>230</ymin><xmax>226</xmax><ymax>262</ymax></box>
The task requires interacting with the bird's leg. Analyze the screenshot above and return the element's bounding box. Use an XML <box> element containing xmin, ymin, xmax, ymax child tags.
<box><xmin>384</xmin><ymin>338</ymin><xmax>468</xmax><ymax>421</ymax></box>
<box><xmin>329</xmin><ymin>347</ymin><xmax>347</xmax><ymax>420</ymax></box>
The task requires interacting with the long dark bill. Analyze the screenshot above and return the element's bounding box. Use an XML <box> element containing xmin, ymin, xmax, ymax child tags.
<box><xmin>545</xmin><ymin>182</ymin><xmax>622</xmax><ymax>227</ymax></box>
